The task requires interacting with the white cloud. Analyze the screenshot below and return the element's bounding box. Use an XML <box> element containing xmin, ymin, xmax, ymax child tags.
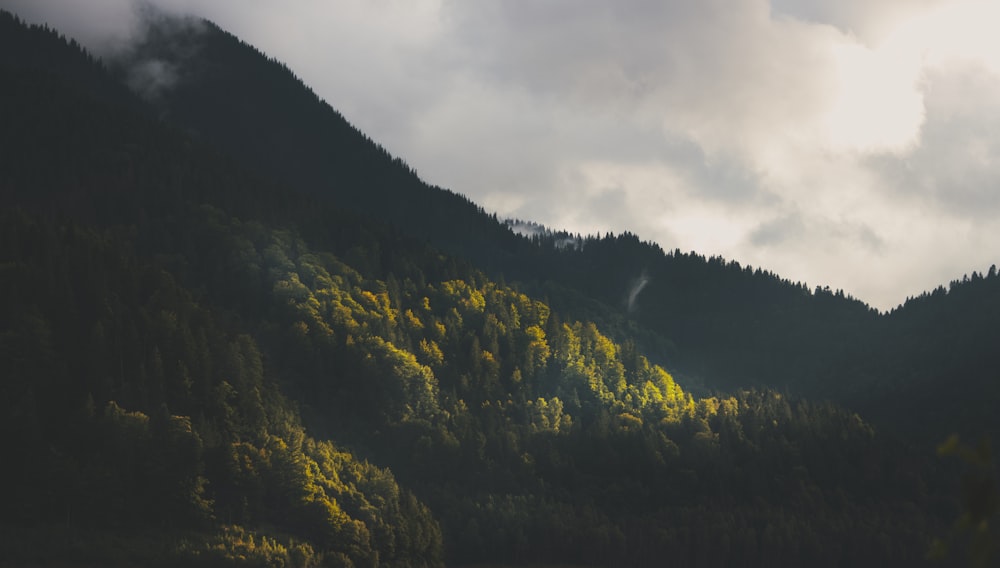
<box><xmin>822</xmin><ymin>37</ymin><xmax>924</xmax><ymax>154</ymax></box>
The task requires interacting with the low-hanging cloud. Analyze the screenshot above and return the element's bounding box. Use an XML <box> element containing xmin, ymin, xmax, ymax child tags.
<box><xmin>125</xmin><ymin>58</ymin><xmax>177</xmax><ymax>100</ymax></box>
<box><xmin>627</xmin><ymin>270</ymin><xmax>650</xmax><ymax>313</ymax></box>
<box><xmin>7</xmin><ymin>0</ymin><xmax>1000</xmax><ymax>311</ymax></box>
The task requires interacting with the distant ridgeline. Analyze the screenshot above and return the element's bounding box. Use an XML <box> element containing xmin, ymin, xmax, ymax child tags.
<box><xmin>2</xmin><ymin>9</ymin><xmax>997</xmax><ymax>567</ymax></box>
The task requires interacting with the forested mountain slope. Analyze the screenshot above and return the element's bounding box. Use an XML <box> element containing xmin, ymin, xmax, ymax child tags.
<box><xmin>1</xmin><ymin>12</ymin><xmax>445</xmax><ymax>566</ymax></box>
<box><xmin>113</xmin><ymin>11</ymin><xmax>1000</xmax><ymax>435</ymax></box>
<box><xmin>111</xmin><ymin>14</ymin><xmax>526</xmax><ymax>269</ymax></box>
<box><xmin>509</xmin><ymin>228</ymin><xmax>880</xmax><ymax>395</ymax></box>
<box><xmin>0</xmin><ymin>10</ymin><xmax>994</xmax><ymax>567</ymax></box>
<box><xmin>853</xmin><ymin>271</ymin><xmax>1000</xmax><ymax>439</ymax></box>
<box><xmin>1</xmin><ymin>210</ymin><xmax>443</xmax><ymax>567</ymax></box>
<box><xmin>115</xmin><ymin>14</ymin><xmax>888</xmax><ymax>392</ymax></box>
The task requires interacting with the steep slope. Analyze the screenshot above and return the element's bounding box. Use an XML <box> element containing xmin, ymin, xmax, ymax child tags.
<box><xmin>112</xmin><ymin>13</ymin><xmax>526</xmax><ymax>269</ymax></box>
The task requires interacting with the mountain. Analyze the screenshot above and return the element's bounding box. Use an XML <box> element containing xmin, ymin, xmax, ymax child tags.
<box><xmin>1</xmin><ymin>9</ymin><xmax>997</xmax><ymax>567</ymax></box>
<box><xmin>129</xmin><ymin>12</ymin><xmax>1000</xmax><ymax>445</ymax></box>
<box><xmin>110</xmin><ymin>14</ymin><xmax>960</xmax><ymax>419</ymax></box>
<box><xmin>111</xmin><ymin>13</ymin><xmax>527</xmax><ymax>270</ymax></box>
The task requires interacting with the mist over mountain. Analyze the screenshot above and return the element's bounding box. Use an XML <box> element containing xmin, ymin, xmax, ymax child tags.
<box><xmin>1</xmin><ymin>10</ymin><xmax>998</xmax><ymax>567</ymax></box>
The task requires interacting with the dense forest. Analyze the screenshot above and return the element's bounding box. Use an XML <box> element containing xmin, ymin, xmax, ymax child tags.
<box><xmin>1</xmin><ymin>10</ymin><xmax>998</xmax><ymax>567</ymax></box>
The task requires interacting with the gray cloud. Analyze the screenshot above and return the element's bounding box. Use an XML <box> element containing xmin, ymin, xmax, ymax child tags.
<box><xmin>749</xmin><ymin>214</ymin><xmax>807</xmax><ymax>247</ymax></box>
<box><xmin>749</xmin><ymin>211</ymin><xmax>883</xmax><ymax>253</ymax></box>
<box><xmin>871</xmin><ymin>63</ymin><xmax>1000</xmax><ymax>219</ymax></box>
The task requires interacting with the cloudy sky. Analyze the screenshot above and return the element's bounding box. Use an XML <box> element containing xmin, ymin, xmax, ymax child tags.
<box><xmin>7</xmin><ymin>0</ymin><xmax>1000</xmax><ymax>310</ymax></box>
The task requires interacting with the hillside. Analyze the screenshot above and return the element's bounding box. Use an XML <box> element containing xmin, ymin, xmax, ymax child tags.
<box><xmin>1</xmin><ymin>10</ymin><xmax>997</xmax><ymax>567</ymax></box>
<box><xmin>110</xmin><ymin>13</ymin><xmax>526</xmax><ymax>270</ymax></box>
<box><xmin>112</xmin><ymin>14</ymin><xmax>884</xmax><ymax>391</ymax></box>
<box><xmin>109</xmin><ymin>13</ymin><xmax>1000</xmax><ymax>440</ymax></box>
